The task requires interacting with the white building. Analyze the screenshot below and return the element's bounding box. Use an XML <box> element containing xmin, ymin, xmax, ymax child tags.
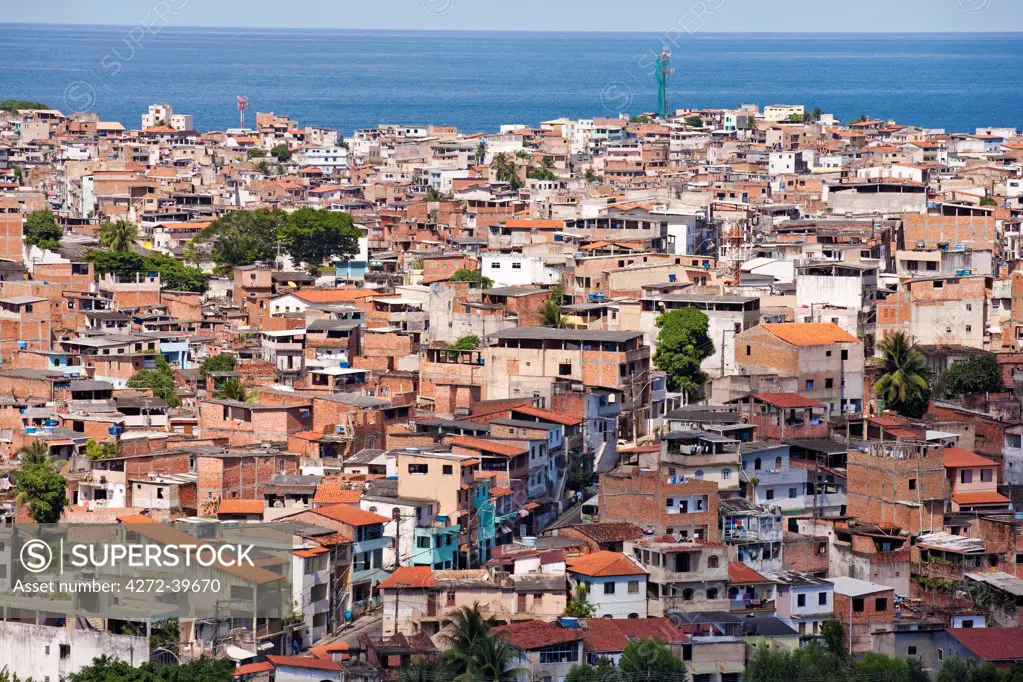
<box><xmin>481</xmin><ymin>254</ymin><xmax>563</xmax><ymax>288</ymax></box>
<box><xmin>567</xmin><ymin>550</ymin><xmax>648</xmax><ymax>619</ymax></box>
<box><xmin>302</xmin><ymin>146</ymin><xmax>349</xmax><ymax>172</ymax></box>
<box><xmin>763</xmin><ymin>571</ymin><xmax>835</xmax><ymax>637</ymax></box>
<box><xmin>141</xmin><ymin>103</ymin><xmax>193</xmax><ymax>131</ymax></box>
<box><xmin>0</xmin><ymin>622</ymin><xmax>148</xmax><ymax>680</ymax></box>
<box><xmin>763</xmin><ymin>104</ymin><xmax>805</xmax><ymax>122</ymax></box>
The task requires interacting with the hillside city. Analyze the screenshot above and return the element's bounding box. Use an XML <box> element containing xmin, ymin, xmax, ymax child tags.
<box><xmin>0</xmin><ymin>99</ymin><xmax>1021</xmax><ymax>681</ymax></box>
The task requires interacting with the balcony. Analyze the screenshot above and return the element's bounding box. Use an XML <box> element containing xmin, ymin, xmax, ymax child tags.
<box><xmin>729</xmin><ymin>598</ymin><xmax>775</xmax><ymax>614</ymax></box>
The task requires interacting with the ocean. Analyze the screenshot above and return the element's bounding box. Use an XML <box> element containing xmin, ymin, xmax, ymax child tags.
<box><xmin>1</xmin><ymin>24</ymin><xmax>1021</xmax><ymax>134</ymax></box>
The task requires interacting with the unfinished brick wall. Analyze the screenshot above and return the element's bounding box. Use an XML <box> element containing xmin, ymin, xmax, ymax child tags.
<box><xmin>599</xmin><ymin>467</ymin><xmax>720</xmax><ymax>541</ymax></box>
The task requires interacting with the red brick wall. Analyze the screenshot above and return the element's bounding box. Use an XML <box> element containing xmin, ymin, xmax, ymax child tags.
<box><xmin>599</xmin><ymin>468</ymin><xmax>720</xmax><ymax>541</ymax></box>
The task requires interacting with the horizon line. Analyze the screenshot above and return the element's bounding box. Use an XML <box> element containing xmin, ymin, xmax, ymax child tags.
<box><xmin>3</xmin><ymin>21</ymin><xmax>1023</xmax><ymax>35</ymax></box>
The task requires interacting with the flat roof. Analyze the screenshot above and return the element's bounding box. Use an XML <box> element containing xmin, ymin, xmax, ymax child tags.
<box><xmin>488</xmin><ymin>328</ymin><xmax>642</xmax><ymax>343</ymax></box>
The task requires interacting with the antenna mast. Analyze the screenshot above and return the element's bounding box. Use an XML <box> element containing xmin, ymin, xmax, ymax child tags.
<box><xmin>237</xmin><ymin>96</ymin><xmax>248</xmax><ymax>129</ymax></box>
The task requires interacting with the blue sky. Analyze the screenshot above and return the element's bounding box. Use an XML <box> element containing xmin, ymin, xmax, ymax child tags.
<box><xmin>7</xmin><ymin>0</ymin><xmax>1022</xmax><ymax>32</ymax></box>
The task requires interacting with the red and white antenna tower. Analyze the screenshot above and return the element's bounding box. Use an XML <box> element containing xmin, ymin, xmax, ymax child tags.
<box><xmin>237</xmin><ymin>96</ymin><xmax>248</xmax><ymax>129</ymax></box>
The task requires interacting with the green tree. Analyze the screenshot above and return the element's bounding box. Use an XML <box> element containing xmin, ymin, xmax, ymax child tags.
<box><xmin>86</xmin><ymin>250</ymin><xmax>207</xmax><ymax>293</ymax></box>
<box><xmin>215</xmin><ymin>377</ymin><xmax>250</xmax><ymax>402</ymax></box>
<box><xmin>254</xmin><ymin>159</ymin><xmax>274</xmax><ymax>175</ymax></box>
<box><xmin>618</xmin><ymin>639</ymin><xmax>686</xmax><ymax>682</ymax></box>
<box><xmin>853</xmin><ymin>653</ymin><xmax>909</xmax><ymax>682</ymax></box>
<box><xmin>583</xmin><ymin>168</ymin><xmax>601</xmax><ymax>184</ymax></box>
<box><xmin>475</xmin><ymin>140</ymin><xmax>488</xmax><ymax>166</ymax></box>
<box><xmin>539</xmin><ymin>285</ymin><xmax>564</xmax><ymax>328</ymax></box>
<box><xmin>851</xmin><ymin>114</ymin><xmax>870</xmax><ymax>124</ymax></box>
<box><xmin>1</xmin><ymin>99</ymin><xmax>49</xmax><ymax>112</ymax></box>
<box><xmin>193</xmin><ymin>208</ymin><xmax>287</xmax><ymax>273</ymax></box>
<box><xmin>69</xmin><ymin>655</ymin><xmax>232</xmax><ymax>682</ymax></box>
<box><xmin>450</xmin><ymin>335</ymin><xmax>481</xmax><ymax>350</ymax></box>
<box><xmin>872</xmin><ymin>332</ymin><xmax>931</xmax><ymax>418</ymax></box>
<box><xmin>0</xmin><ymin>666</ymin><xmax>33</xmax><ymax>682</ymax></box>
<box><xmin>396</xmin><ymin>656</ymin><xmax>451</xmax><ymax>682</ymax></box>
<box><xmin>450</xmin><ymin>267</ymin><xmax>494</xmax><ymax>289</ymax></box>
<box><xmin>11</xmin><ymin>165</ymin><xmax>22</xmax><ymax>184</ymax></box>
<box><xmin>653</xmin><ymin>307</ymin><xmax>713</xmax><ymax>399</ymax></box>
<box><xmin>24</xmin><ymin>209</ymin><xmax>63</xmax><ymax>250</ymax></box>
<box><xmin>270</xmin><ymin>143</ymin><xmax>293</xmax><ymax>162</ymax></box>
<box><xmin>980</xmin><ymin>197</ymin><xmax>998</xmax><ymax>207</ymax></box>
<box><xmin>566</xmin><ymin>658</ymin><xmax>620</xmax><ymax>682</ymax></box>
<box><xmin>149</xmin><ymin>618</ymin><xmax>180</xmax><ymax>655</ymax></box>
<box><xmin>630</xmin><ymin>114</ymin><xmax>651</xmax><ymax>124</ymax></box>
<box><xmin>443</xmin><ymin>604</ymin><xmax>502</xmax><ymax>679</ymax></box>
<box><xmin>564</xmin><ymin>585</ymin><xmax>597</xmax><ymax>618</ymax></box>
<box><xmin>937</xmin><ymin>657</ymin><xmax>975</xmax><ymax>682</ymax></box>
<box><xmin>96</xmin><ymin>220</ymin><xmax>139</xmax><ymax>253</ymax></box>
<box><xmin>18</xmin><ymin>439</ymin><xmax>51</xmax><ymax>467</ymax></box>
<box><xmin>278</xmin><ymin>207</ymin><xmax>361</xmax><ymax>271</ymax></box>
<box><xmin>945</xmin><ymin>352</ymin><xmax>1003</xmax><ymax>397</ymax></box>
<box><xmin>491</xmin><ymin>153</ymin><xmax>523</xmax><ymax>190</ymax></box>
<box><xmin>743</xmin><ymin>645</ymin><xmax>800</xmax><ymax>682</ymax></box>
<box><xmin>127</xmin><ymin>354</ymin><xmax>181</xmax><ymax>407</ymax></box>
<box><xmin>821</xmin><ymin>619</ymin><xmax>848</xmax><ymax>660</ymax></box>
<box><xmin>246</xmin><ymin>146</ymin><xmax>266</xmax><ymax>159</ymax></box>
<box><xmin>200</xmin><ymin>353</ymin><xmax>236</xmax><ymax>378</ymax></box>
<box><xmin>14</xmin><ymin>454</ymin><xmax>67</xmax><ymax>523</ymax></box>
<box><xmin>84</xmin><ymin>438</ymin><xmax>118</xmax><ymax>461</ymax></box>
<box><xmin>684</xmin><ymin>115</ymin><xmax>703</xmax><ymax>128</ymax></box>
<box><xmin>528</xmin><ymin>166</ymin><xmax>558</xmax><ymax>182</ymax></box>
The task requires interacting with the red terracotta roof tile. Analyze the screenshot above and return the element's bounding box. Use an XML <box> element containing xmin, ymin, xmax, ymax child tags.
<box><xmin>566</xmin><ymin>550</ymin><xmax>647</xmax><ymax>578</ymax></box>
<box><xmin>378</xmin><ymin>566</ymin><xmax>437</xmax><ymax>590</ymax></box>
<box><xmin>312</xmin><ymin>503</ymin><xmax>390</xmax><ymax>527</ymax></box>
<box><xmin>217</xmin><ymin>499</ymin><xmax>264</xmax><ymax>515</ymax></box>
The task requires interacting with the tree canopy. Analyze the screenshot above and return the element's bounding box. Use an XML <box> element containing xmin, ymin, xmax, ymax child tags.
<box><xmin>270</xmin><ymin>142</ymin><xmax>293</xmax><ymax>162</ymax></box>
<box><xmin>450</xmin><ymin>267</ymin><xmax>494</xmax><ymax>289</ymax></box>
<box><xmin>86</xmin><ymin>250</ymin><xmax>208</xmax><ymax>293</ymax></box>
<box><xmin>199</xmin><ymin>353</ymin><xmax>237</xmax><ymax>378</ymax></box>
<box><xmin>24</xmin><ymin>209</ymin><xmax>63</xmax><ymax>250</ymax></box>
<box><xmin>96</xmin><ymin>220</ymin><xmax>139</xmax><ymax>253</ymax></box>
<box><xmin>126</xmin><ymin>354</ymin><xmax>181</xmax><ymax>407</ymax></box>
<box><xmin>14</xmin><ymin>444</ymin><xmax>67</xmax><ymax>523</ymax></box>
<box><xmin>0</xmin><ymin>99</ymin><xmax>49</xmax><ymax>113</ymax></box>
<box><xmin>68</xmin><ymin>655</ymin><xmax>232</xmax><ymax>682</ymax></box>
<box><xmin>539</xmin><ymin>285</ymin><xmax>564</xmax><ymax>328</ymax></box>
<box><xmin>653</xmin><ymin>307</ymin><xmax>713</xmax><ymax>399</ymax></box>
<box><xmin>564</xmin><ymin>639</ymin><xmax>684</xmax><ymax>682</ymax></box>
<box><xmin>277</xmin><ymin>207</ymin><xmax>362</xmax><ymax>271</ymax></box>
<box><xmin>944</xmin><ymin>352</ymin><xmax>1003</xmax><ymax>397</ymax></box>
<box><xmin>450</xmin><ymin>335</ymin><xmax>481</xmax><ymax>350</ymax></box>
<box><xmin>192</xmin><ymin>208</ymin><xmax>287</xmax><ymax>273</ymax></box>
<box><xmin>215</xmin><ymin>377</ymin><xmax>250</xmax><ymax>402</ymax></box>
<box><xmin>872</xmin><ymin>332</ymin><xmax>931</xmax><ymax>418</ymax></box>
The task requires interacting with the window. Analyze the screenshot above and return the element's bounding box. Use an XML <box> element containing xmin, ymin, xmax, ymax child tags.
<box><xmin>754</xmin><ymin>458</ymin><xmax>762</xmax><ymax>471</ymax></box>
<box><xmin>766</xmin><ymin>490</ymin><xmax>774</xmax><ymax>500</ymax></box>
<box><xmin>604</xmin><ymin>582</ymin><xmax>616</xmax><ymax>595</ymax></box>
<box><xmin>819</xmin><ymin>592</ymin><xmax>828</xmax><ymax>605</ymax></box>
<box><xmin>797</xmin><ymin>594</ymin><xmax>806</xmax><ymax>607</ymax></box>
<box><xmin>447</xmin><ymin>591</ymin><xmax>456</xmax><ymax>605</ymax></box>
<box><xmin>539</xmin><ymin>643</ymin><xmax>579</xmax><ymax>664</ymax></box>
<box><xmin>825</xmin><ymin>378</ymin><xmax>834</xmax><ymax>389</ymax></box>
<box><xmin>628</xmin><ymin>580</ymin><xmax>640</xmax><ymax>594</ymax></box>
<box><xmin>707</xmin><ymin>588</ymin><xmax>718</xmax><ymax>600</ymax></box>
<box><xmin>852</xmin><ymin>598</ymin><xmax>864</xmax><ymax>613</ymax></box>
<box><xmin>694</xmin><ymin>470</ymin><xmax>704</xmax><ymax>479</ymax></box>
<box><xmin>722</xmin><ymin>468</ymin><xmax>731</xmax><ymax>480</ymax></box>
<box><xmin>908</xmin><ymin>478</ymin><xmax>917</xmax><ymax>491</ymax></box>
<box><xmin>938</xmin><ymin>649</ymin><xmax>944</xmax><ymax>662</ymax></box>
<box><xmin>512</xmin><ymin>262</ymin><xmax>522</xmax><ymax>270</ymax></box>
<box><xmin>841</xmin><ymin>350</ymin><xmax>849</xmax><ymax>361</ymax></box>
<box><xmin>682</xmin><ymin>588</ymin><xmax>694</xmax><ymax>600</ymax></box>
<box><xmin>961</xmin><ymin>619</ymin><xmax>974</xmax><ymax>628</ymax></box>
<box><xmin>442</xmin><ymin>465</ymin><xmax>453</xmax><ymax>475</ymax></box>
<box><xmin>981</xmin><ymin>469</ymin><xmax>993</xmax><ymax>483</ymax></box>
<box><xmin>59</xmin><ymin>645</ymin><xmax>70</xmax><ymax>660</ymax></box>
<box><xmin>417</xmin><ymin>537</ymin><xmax>430</xmax><ymax>549</ymax></box>
<box><xmin>875</xmin><ymin>597</ymin><xmax>888</xmax><ymax>612</ymax></box>
<box><xmin>408</xmin><ymin>463</ymin><xmax>429</xmax><ymax>475</ymax></box>
<box><xmin>908</xmin><ymin>646</ymin><xmax>917</xmax><ymax>656</ymax></box>
<box><xmin>559</xmin><ymin>363</ymin><xmax>572</xmax><ymax>376</ymax></box>
<box><xmin>789</xmin><ymin>487</ymin><xmax>798</xmax><ymax>499</ymax></box>
<box><xmin>746</xmin><ymin>345</ymin><xmax>751</xmax><ymax>356</ymax></box>
<box><xmin>806</xmin><ymin>379</ymin><xmax>814</xmax><ymax>391</ymax></box>
<box><xmin>490</xmin><ymin>262</ymin><xmax>500</xmax><ymax>269</ymax></box>
<box><xmin>961</xmin><ymin>470</ymin><xmax>973</xmax><ymax>484</ymax></box>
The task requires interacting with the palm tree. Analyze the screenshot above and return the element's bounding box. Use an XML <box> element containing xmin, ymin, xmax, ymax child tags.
<box><xmin>471</xmin><ymin>635</ymin><xmax>518</xmax><ymax>682</ymax></box>
<box><xmin>18</xmin><ymin>439</ymin><xmax>51</xmax><ymax>467</ymax></box>
<box><xmin>443</xmin><ymin>604</ymin><xmax>497</xmax><ymax>675</ymax></box>
<box><xmin>539</xmin><ymin>285</ymin><xmax>564</xmax><ymax>328</ymax></box>
<box><xmin>96</xmin><ymin>220</ymin><xmax>139</xmax><ymax>253</ymax></box>
<box><xmin>215</xmin><ymin>377</ymin><xmax>249</xmax><ymax>402</ymax></box>
<box><xmin>475</xmin><ymin>140</ymin><xmax>488</xmax><ymax>166</ymax></box>
<box><xmin>872</xmin><ymin>332</ymin><xmax>931</xmax><ymax>418</ymax></box>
